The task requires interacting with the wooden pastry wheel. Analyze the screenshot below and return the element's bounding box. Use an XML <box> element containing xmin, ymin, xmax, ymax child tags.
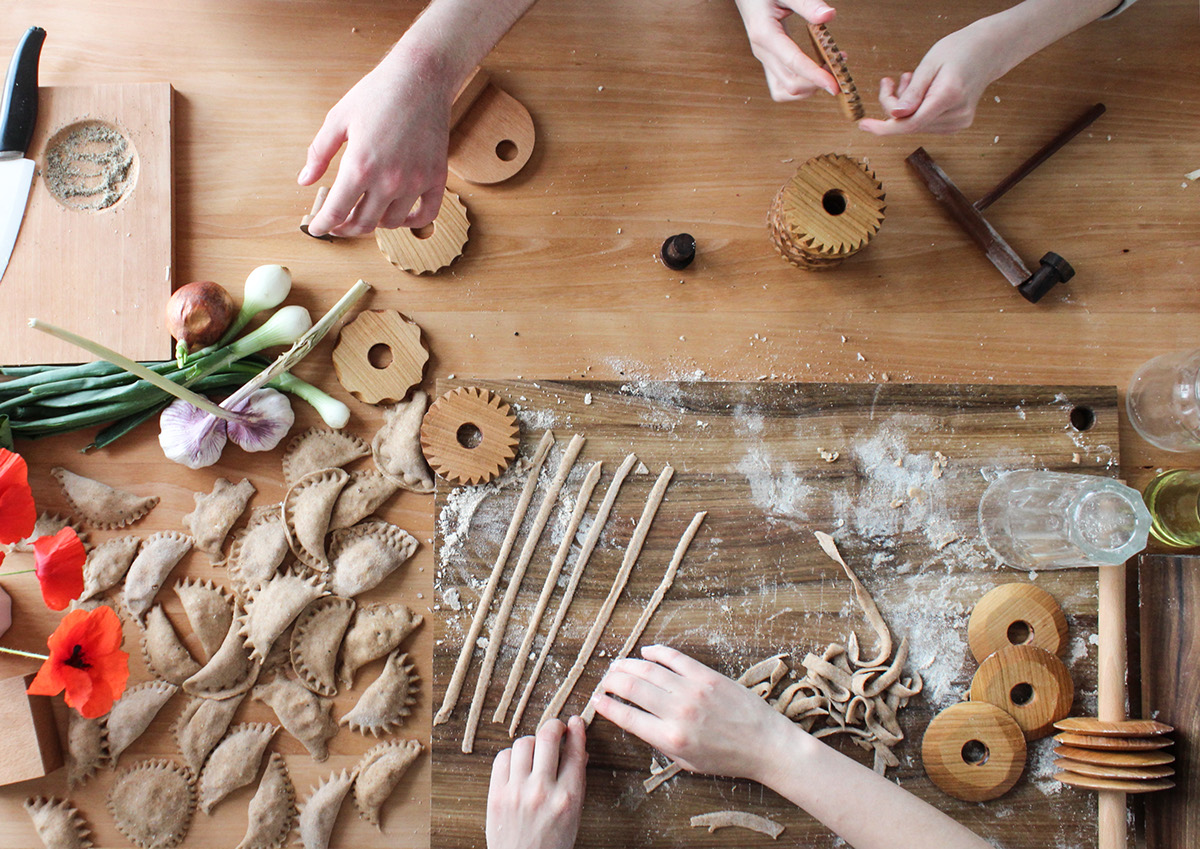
<box><xmin>768</xmin><ymin>153</ymin><xmax>885</xmax><ymax>271</ymax></box>
<box><xmin>806</xmin><ymin>24</ymin><xmax>863</xmax><ymax>121</ymax></box>
<box><xmin>376</xmin><ymin>189</ymin><xmax>471</xmax><ymax>275</ymax></box>
<box><xmin>921</xmin><ymin>701</ymin><xmax>1026</xmax><ymax>803</ymax></box>
<box><xmin>331</xmin><ymin>310</ymin><xmax>429</xmax><ymax>405</ymax></box>
<box><xmin>420</xmin><ymin>387</ymin><xmax>520</xmax><ymax>486</ymax></box>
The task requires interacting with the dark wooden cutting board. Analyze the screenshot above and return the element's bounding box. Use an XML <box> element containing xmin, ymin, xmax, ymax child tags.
<box><xmin>432</xmin><ymin>380</ymin><xmax>1117</xmax><ymax>849</ymax></box>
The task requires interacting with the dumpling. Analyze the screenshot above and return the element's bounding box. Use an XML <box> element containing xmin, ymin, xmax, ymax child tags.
<box><xmin>297</xmin><ymin>769</ymin><xmax>356</xmax><ymax>849</ymax></box>
<box><xmin>65</xmin><ymin>711</ymin><xmax>108</xmax><ymax>789</ymax></box>
<box><xmin>235</xmin><ymin>752</ymin><xmax>295</xmax><ymax>849</ymax></box>
<box><xmin>353</xmin><ymin>738</ymin><xmax>424</xmax><ymax>828</ymax></box>
<box><xmin>106</xmin><ymin>759</ymin><xmax>195</xmax><ymax>849</ymax></box>
<box><xmin>197</xmin><ymin>722</ymin><xmax>277</xmax><ymax>814</ymax></box>
<box><xmin>183</xmin><ymin>614</ymin><xmax>261</xmax><ymax>700</ymax></box>
<box><xmin>174</xmin><ymin>579</ymin><xmax>234</xmax><ymax>661</ymax></box>
<box><xmin>51</xmin><ymin>467</ymin><xmax>159</xmax><ymax>529</ymax></box>
<box><xmin>290</xmin><ymin>596</ymin><xmax>355</xmax><ymax>697</ymax></box>
<box><xmin>282</xmin><ymin>469</ymin><xmax>349</xmax><ymax>571</ymax></box>
<box><xmin>338</xmin><ymin>602</ymin><xmax>422</xmax><ymax>689</ymax></box>
<box><xmin>239</xmin><ymin>569</ymin><xmax>327</xmax><ymax>664</ymax></box>
<box><xmin>252</xmin><ymin>674</ymin><xmax>337</xmax><ymax>762</ymax></box>
<box><xmin>173</xmin><ymin>693</ymin><xmax>246</xmax><ymax>775</ymax></box>
<box><xmin>106</xmin><ymin>680</ymin><xmax>177</xmax><ymax>767</ymax></box>
<box><xmin>123</xmin><ymin>532</ymin><xmax>192</xmax><ymax>622</ymax></box>
<box><xmin>327</xmin><ymin>519</ymin><xmax>417</xmax><ymax>597</ymax></box>
<box><xmin>227</xmin><ymin>506</ymin><xmax>291</xmax><ymax>598</ymax></box>
<box><xmin>80</xmin><ymin>535</ymin><xmax>140</xmax><ymax>601</ymax></box>
<box><xmin>140</xmin><ymin>605</ymin><xmax>201</xmax><ymax>685</ymax></box>
<box><xmin>328</xmin><ymin>470</ymin><xmax>399</xmax><ymax>530</ymax></box>
<box><xmin>339</xmin><ymin>651</ymin><xmax>419</xmax><ymax>737</ymax></box>
<box><xmin>23</xmin><ymin>796</ymin><xmax>93</xmax><ymax>849</ymax></box>
<box><xmin>182</xmin><ymin>477</ymin><xmax>255</xmax><ymax>559</ymax></box>
<box><xmin>370</xmin><ymin>391</ymin><xmax>434</xmax><ymax>492</ymax></box>
<box><xmin>282</xmin><ymin>428</ymin><xmax>369</xmax><ymax>486</ymax></box>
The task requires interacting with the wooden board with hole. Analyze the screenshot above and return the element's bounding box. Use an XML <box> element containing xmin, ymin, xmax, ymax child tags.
<box><xmin>0</xmin><ymin>83</ymin><xmax>173</xmax><ymax>365</ymax></box>
<box><xmin>432</xmin><ymin>380</ymin><xmax>1116</xmax><ymax>849</ymax></box>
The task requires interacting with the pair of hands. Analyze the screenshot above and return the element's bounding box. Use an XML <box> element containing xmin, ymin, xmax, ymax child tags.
<box><xmin>486</xmin><ymin>646</ymin><xmax>790</xmax><ymax>849</ymax></box>
<box><xmin>736</xmin><ymin>0</ymin><xmax>1007</xmax><ymax>135</ymax></box>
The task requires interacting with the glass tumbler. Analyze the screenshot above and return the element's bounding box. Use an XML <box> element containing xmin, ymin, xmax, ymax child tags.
<box><xmin>979</xmin><ymin>470</ymin><xmax>1152</xmax><ymax>570</ymax></box>
<box><xmin>1143</xmin><ymin>469</ymin><xmax>1200</xmax><ymax>549</ymax></box>
<box><xmin>1126</xmin><ymin>349</ymin><xmax>1200</xmax><ymax>452</ymax></box>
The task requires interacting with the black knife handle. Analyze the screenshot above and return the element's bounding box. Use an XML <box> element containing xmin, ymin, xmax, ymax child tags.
<box><xmin>0</xmin><ymin>27</ymin><xmax>45</xmax><ymax>159</ymax></box>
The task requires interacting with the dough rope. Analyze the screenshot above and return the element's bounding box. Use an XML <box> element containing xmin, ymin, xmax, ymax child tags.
<box><xmin>690</xmin><ymin>810</ymin><xmax>785</xmax><ymax>840</ymax></box>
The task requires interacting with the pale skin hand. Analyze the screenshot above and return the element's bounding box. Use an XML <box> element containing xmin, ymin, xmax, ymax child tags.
<box><xmin>487</xmin><ymin>717</ymin><xmax>588</xmax><ymax>849</ymax></box>
<box><xmin>733</xmin><ymin>0</ymin><xmax>840</xmax><ymax>102</ymax></box>
<box><xmin>593</xmin><ymin>645</ymin><xmax>993</xmax><ymax>849</ymax></box>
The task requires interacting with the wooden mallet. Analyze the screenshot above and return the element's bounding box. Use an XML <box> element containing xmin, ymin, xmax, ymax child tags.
<box><xmin>906</xmin><ymin>103</ymin><xmax>1105</xmax><ymax>303</ymax></box>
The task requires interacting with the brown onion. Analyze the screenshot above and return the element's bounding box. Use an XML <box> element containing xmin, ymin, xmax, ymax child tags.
<box><xmin>167</xmin><ymin>280</ymin><xmax>236</xmax><ymax>351</ymax></box>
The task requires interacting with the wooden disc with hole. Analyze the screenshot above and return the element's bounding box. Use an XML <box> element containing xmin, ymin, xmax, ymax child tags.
<box><xmin>768</xmin><ymin>153</ymin><xmax>885</xmax><ymax>271</ymax></box>
<box><xmin>968</xmin><ymin>583</ymin><xmax>1069</xmax><ymax>663</ymax></box>
<box><xmin>331</xmin><ymin>310</ymin><xmax>429</xmax><ymax>405</ymax></box>
<box><xmin>1054</xmin><ymin>745</ymin><xmax>1175</xmax><ymax>768</ymax></box>
<box><xmin>448</xmin><ymin>68</ymin><xmax>535</xmax><ymax>185</ymax></box>
<box><xmin>807</xmin><ymin>24</ymin><xmax>863</xmax><ymax>121</ymax></box>
<box><xmin>375</xmin><ymin>189</ymin><xmax>470</xmax><ymax>274</ymax></box>
<box><xmin>969</xmin><ymin>644</ymin><xmax>1073</xmax><ymax>740</ymax></box>
<box><xmin>420</xmin><ymin>387</ymin><xmax>520</xmax><ymax>486</ymax></box>
<box><xmin>1054</xmin><ymin>772</ymin><xmax>1175</xmax><ymax>794</ymax></box>
<box><xmin>1054</xmin><ymin>758</ymin><xmax>1174</xmax><ymax>782</ymax></box>
<box><xmin>1054</xmin><ymin>731</ymin><xmax>1174</xmax><ymax>751</ymax></box>
<box><xmin>921</xmin><ymin>702</ymin><xmax>1026</xmax><ymax>802</ymax></box>
<box><xmin>1053</xmin><ymin>717</ymin><xmax>1173</xmax><ymax>737</ymax></box>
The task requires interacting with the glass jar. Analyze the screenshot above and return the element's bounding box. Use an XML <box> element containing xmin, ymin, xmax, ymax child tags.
<box><xmin>1127</xmin><ymin>349</ymin><xmax>1200</xmax><ymax>452</ymax></box>
<box><xmin>1143</xmin><ymin>469</ymin><xmax>1200</xmax><ymax>549</ymax></box>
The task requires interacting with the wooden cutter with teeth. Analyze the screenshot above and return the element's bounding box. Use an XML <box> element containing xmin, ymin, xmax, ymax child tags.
<box><xmin>806</xmin><ymin>23</ymin><xmax>863</xmax><ymax>121</ymax></box>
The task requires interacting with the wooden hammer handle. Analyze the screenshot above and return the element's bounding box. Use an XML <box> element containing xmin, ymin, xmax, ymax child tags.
<box><xmin>1097</xmin><ymin>562</ymin><xmax>1128</xmax><ymax>849</ymax></box>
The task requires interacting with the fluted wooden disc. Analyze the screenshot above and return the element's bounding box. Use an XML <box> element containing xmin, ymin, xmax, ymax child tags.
<box><xmin>1053</xmin><ymin>717</ymin><xmax>1174</xmax><ymax>737</ymax></box>
<box><xmin>376</xmin><ymin>189</ymin><xmax>470</xmax><ymax>275</ymax></box>
<box><xmin>1054</xmin><ymin>757</ymin><xmax>1174</xmax><ymax>781</ymax></box>
<box><xmin>1054</xmin><ymin>731</ymin><xmax>1173</xmax><ymax>751</ymax></box>
<box><xmin>1054</xmin><ymin>771</ymin><xmax>1174</xmax><ymax>794</ymax></box>
<box><xmin>1054</xmin><ymin>744</ymin><xmax>1174</xmax><ymax>767</ymax></box>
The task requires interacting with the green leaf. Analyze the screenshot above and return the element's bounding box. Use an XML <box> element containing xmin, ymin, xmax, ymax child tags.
<box><xmin>0</xmin><ymin>415</ymin><xmax>12</xmax><ymax>450</ymax></box>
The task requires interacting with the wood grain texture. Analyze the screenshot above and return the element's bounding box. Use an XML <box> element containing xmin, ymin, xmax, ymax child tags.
<box><xmin>1140</xmin><ymin>555</ymin><xmax>1200</xmax><ymax>849</ymax></box>
<box><xmin>967</xmin><ymin>582</ymin><xmax>1069</xmax><ymax>663</ymax></box>
<box><xmin>921</xmin><ymin>701</ymin><xmax>1027</xmax><ymax>803</ymax></box>
<box><xmin>332</xmin><ymin>309</ymin><xmax>429</xmax><ymax>405</ymax></box>
<box><xmin>0</xmin><ymin>83</ymin><xmax>173</xmax><ymax>365</ymax></box>
<box><xmin>434</xmin><ymin>379</ymin><xmax>1117</xmax><ymax>849</ymax></box>
<box><xmin>969</xmin><ymin>644</ymin><xmax>1075</xmax><ymax>740</ymax></box>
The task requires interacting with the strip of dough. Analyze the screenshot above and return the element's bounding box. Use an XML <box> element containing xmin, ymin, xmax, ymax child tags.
<box><xmin>813</xmin><ymin>531</ymin><xmax>892</xmax><ymax>668</ymax></box>
<box><xmin>507</xmin><ymin>453</ymin><xmax>638</xmax><ymax>736</ymax></box>
<box><xmin>434</xmin><ymin>430</ymin><xmax>556</xmax><ymax>726</ymax></box>
<box><xmin>493</xmin><ymin>461</ymin><xmax>604</xmax><ymax>723</ymax></box>
<box><xmin>461</xmin><ymin>434</ymin><xmax>587</xmax><ymax>753</ymax></box>
<box><xmin>642</xmin><ymin>761</ymin><xmax>682</xmax><ymax>793</ymax></box>
<box><xmin>581</xmin><ymin>510</ymin><xmax>706</xmax><ymax>724</ymax></box>
<box><xmin>690</xmin><ymin>811</ymin><xmax>785</xmax><ymax>840</ymax></box>
<box><xmin>538</xmin><ymin>465</ymin><xmax>674</xmax><ymax>728</ymax></box>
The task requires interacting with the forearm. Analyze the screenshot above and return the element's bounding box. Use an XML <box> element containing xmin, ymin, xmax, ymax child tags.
<box><xmin>971</xmin><ymin>0</ymin><xmax>1122</xmax><ymax>80</ymax></box>
<box><xmin>752</xmin><ymin>719</ymin><xmax>992</xmax><ymax>849</ymax></box>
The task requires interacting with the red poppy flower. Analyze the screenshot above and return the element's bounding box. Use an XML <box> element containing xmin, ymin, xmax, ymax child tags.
<box><xmin>0</xmin><ymin>448</ymin><xmax>36</xmax><ymax>546</ymax></box>
<box><xmin>27</xmin><ymin>606</ymin><xmax>129</xmax><ymax>719</ymax></box>
<box><xmin>32</xmin><ymin>527</ymin><xmax>86</xmax><ymax>610</ymax></box>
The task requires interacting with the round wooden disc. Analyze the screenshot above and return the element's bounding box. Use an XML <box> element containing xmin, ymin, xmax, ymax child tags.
<box><xmin>1053</xmin><ymin>717</ymin><xmax>1173</xmax><ymax>737</ymax></box>
<box><xmin>1054</xmin><ymin>745</ymin><xmax>1175</xmax><ymax>767</ymax></box>
<box><xmin>921</xmin><ymin>702</ymin><xmax>1027</xmax><ymax>803</ymax></box>
<box><xmin>968</xmin><ymin>583</ymin><xmax>1069</xmax><ymax>663</ymax></box>
<box><xmin>1054</xmin><ymin>772</ymin><xmax>1175</xmax><ymax>794</ymax></box>
<box><xmin>969</xmin><ymin>644</ymin><xmax>1074</xmax><ymax>740</ymax></box>
<box><xmin>375</xmin><ymin>189</ymin><xmax>470</xmax><ymax>274</ymax></box>
<box><xmin>1053</xmin><ymin>757</ymin><xmax>1174</xmax><ymax>781</ymax></box>
<box><xmin>420</xmin><ymin>387</ymin><xmax>520</xmax><ymax>486</ymax></box>
<box><xmin>331</xmin><ymin>309</ymin><xmax>429</xmax><ymax>405</ymax></box>
<box><xmin>1054</xmin><ymin>731</ymin><xmax>1173</xmax><ymax>751</ymax></box>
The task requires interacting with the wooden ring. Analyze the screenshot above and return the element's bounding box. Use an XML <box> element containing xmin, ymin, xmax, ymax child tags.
<box><xmin>331</xmin><ymin>310</ymin><xmax>429</xmax><ymax>405</ymax></box>
<box><xmin>967</xmin><ymin>582</ymin><xmax>1069</xmax><ymax>664</ymax></box>
<box><xmin>375</xmin><ymin>188</ymin><xmax>470</xmax><ymax>275</ymax></box>
<box><xmin>420</xmin><ymin>387</ymin><xmax>520</xmax><ymax>486</ymax></box>
<box><xmin>922</xmin><ymin>701</ymin><xmax>1026</xmax><ymax>802</ymax></box>
<box><xmin>969</xmin><ymin>644</ymin><xmax>1074</xmax><ymax>740</ymax></box>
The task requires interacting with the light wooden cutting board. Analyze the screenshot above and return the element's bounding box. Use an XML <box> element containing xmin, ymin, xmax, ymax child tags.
<box><xmin>0</xmin><ymin>82</ymin><xmax>173</xmax><ymax>365</ymax></box>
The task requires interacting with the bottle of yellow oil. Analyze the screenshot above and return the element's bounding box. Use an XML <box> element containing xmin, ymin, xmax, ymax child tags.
<box><xmin>1143</xmin><ymin>470</ymin><xmax>1200</xmax><ymax>549</ymax></box>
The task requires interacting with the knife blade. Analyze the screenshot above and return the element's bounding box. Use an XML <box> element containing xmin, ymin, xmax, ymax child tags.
<box><xmin>0</xmin><ymin>26</ymin><xmax>46</xmax><ymax>285</ymax></box>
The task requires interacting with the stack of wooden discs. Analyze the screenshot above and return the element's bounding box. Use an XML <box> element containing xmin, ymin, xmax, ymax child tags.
<box><xmin>1053</xmin><ymin>717</ymin><xmax>1176</xmax><ymax>793</ymax></box>
<box><xmin>767</xmin><ymin>153</ymin><xmax>886</xmax><ymax>271</ymax></box>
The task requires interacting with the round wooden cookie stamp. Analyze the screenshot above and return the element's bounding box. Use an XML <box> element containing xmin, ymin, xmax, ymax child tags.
<box><xmin>922</xmin><ymin>701</ymin><xmax>1027</xmax><ymax>802</ymax></box>
<box><xmin>332</xmin><ymin>309</ymin><xmax>429</xmax><ymax>405</ymax></box>
<box><xmin>376</xmin><ymin>188</ymin><xmax>470</xmax><ymax>275</ymax></box>
<box><xmin>969</xmin><ymin>644</ymin><xmax>1074</xmax><ymax>740</ymax></box>
<box><xmin>967</xmin><ymin>582</ymin><xmax>1069</xmax><ymax>664</ymax></box>
<box><xmin>420</xmin><ymin>387</ymin><xmax>520</xmax><ymax>486</ymax></box>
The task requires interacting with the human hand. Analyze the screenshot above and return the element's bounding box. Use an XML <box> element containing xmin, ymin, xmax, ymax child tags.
<box><xmin>734</xmin><ymin>0</ymin><xmax>841</xmax><ymax>101</ymax></box>
<box><xmin>298</xmin><ymin>49</ymin><xmax>454</xmax><ymax>237</ymax></box>
<box><xmin>487</xmin><ymin>717</ymin><xmax>588</xmax><ymax>849</ymax></box>
<box><xmin>590</xmin><ymin>644</ymin><xmax>793</xmax><ymax>783</ymax></box>
<box><xmin>858</xmin><ymin>19</ymin><xmax>1010</xmax><ymax>135</ymax></box>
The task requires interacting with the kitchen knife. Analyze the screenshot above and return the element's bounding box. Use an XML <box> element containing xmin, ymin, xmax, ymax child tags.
<box><xmin>0</xmin><ymin>26</ymin><xmax>46</xmax><ymax>285</ymax></box>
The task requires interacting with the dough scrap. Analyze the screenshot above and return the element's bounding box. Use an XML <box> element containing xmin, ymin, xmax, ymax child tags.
<box><xmin>51</xmin><ymin>467</ymin><xmax>159</xmax><ymax>530</ymax></box>
<box><xmin>328</xmin><ymin>470</ymin><xmax>400</xmax><ymax>531</ymax></box>
<box><xmin>690</xmin><ymin>811</ymin><xmax>785</xmax><ymax>840</ymax></box>
<box><xmin>198</xmin><ymin>722</ymin><xmax>278</xmax><ymax>814</ymax></box>
<box><xmin>327</xmin><ymin>519</ymin><xmax>417</xmax><ymax>597</ymax></box>
<box><xmin>298</xmin><ymin>769</ymin><xmax>357</xmax><ymax>849</ymax></box>
<box><xmin>252</xmin><ymin>674</ymin><xmax>337</xmax><ymax>761</ymax></box>
<box><xmin>240</xmin><ymin>569</ymin><xmax>328</xmax><ymax>663</ymax></box>
<box><xmin>370</xmin><ymin>391</ymin><xmax>434</xmax><ymax>493</ymax></box>
<box><xmin>235</xmin><ymin>751</ymin><xmax>295</xmax><ymax>849</ymax></box>
<box><xmin>7</xmin><ymin>512</ymin><xmax>89</xmax><ymax>554</ymax></box>
<box><xmin>106</xmin><ymin>759</ymin><xmax>195</xmax><ymax>849</ymax></box>
<box><xmin>227</xmin><ymin>506</ymin><xmax>291</xmax><ymax>598</ymax></box>
<box><xmin>65</xmin><ymin>712</ymin><xmax>108</xmax><ymax>789</ymax></box>
<box><xmin>283</xmin><ymin>469</ymin><xmax>350</xmax><ymax>571</ymax></box>
<box><xmin>282</xmin><ymin>427</ymin><xmax>369</xmax><ymax>486</ymax></box>
<box><xmin>23</xmin><ymin>796</ymin><xmax>93</xmax><ymax>849</ymax></box>
<box><xmin>340</xmin><ymin>651</ymin><xmax>419</xmax><ymax>737</ymax></box>
<box><xmin>182</xmin><ymin>477</ymin><xmax>256</xmax><ymax>559</ymax></box>
<box><xmin>174</xmin><ymin>693</ymin><xmax>246</xmax><ymax>775</ymax></box>
<box><xmin>354</xmin><ymin>738</ymin><xmax>424</xmax><ymax>829</ymax></box>
<box><xmin>174</xmin><ymin>578</ymin><xmax>234</xmax><ymax>661</ymax></box>
<box><xmin>106</xmin><ymin>680</ymin><xmax>178</xmax><ymax>767</ymax></box>
<box><xmin>290</xmin><ymin>596</ymin><xmax>356</xmax><ymax>696</ymax></box>
<box><xmin>338</xmin><ymin>602</ymin><xmax>423</xmax><ymax>689</ymax></box>
<box><xmin>80</xmin><ymin>535</ymin><xmax>140</xmax><ymax>602</ymax></box>
<box><xmin>123</xmin><ymin>531</ymin><xmax>193</xmax><ymax>622</ymax></box>
<box><xmin>140</xmin><ymin>605</ymin><xmax>201</xmax><ymax>686</ymax></box>
<box><xmin>183</xmin><ymin>612</ymin><xmax>262</xmax><ymax>700</ymax></box>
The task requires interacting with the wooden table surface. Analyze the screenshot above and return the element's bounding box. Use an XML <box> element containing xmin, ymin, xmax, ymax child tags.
<box><xmin>0</xmin><ymin>0</ymin><xmax>1197</xmax><ymax>847</ymax></box>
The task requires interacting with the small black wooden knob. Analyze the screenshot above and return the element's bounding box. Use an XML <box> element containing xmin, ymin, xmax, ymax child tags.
<box><xmin>661</xmin><ymin>234</ymin><xmax>696</xmax><ymax>270</ymax></box>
